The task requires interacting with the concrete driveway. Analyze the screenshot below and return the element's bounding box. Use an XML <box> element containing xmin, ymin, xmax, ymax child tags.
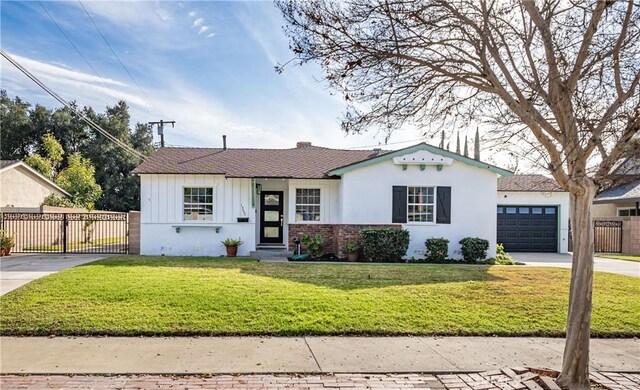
<box><xmin>513</xmin><ymin>252</ymin><xmax>640</xmax><ymax>277</ymax></box>
<box><xmin>0</xmin><ymin>254</ymin><xmax>111</xmax><ymax>295</ymax></box>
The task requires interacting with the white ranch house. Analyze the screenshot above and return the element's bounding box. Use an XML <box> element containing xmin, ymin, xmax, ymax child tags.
<box><xmin>133</xmin><ymin>142</ymin><xmax>569</xmax><ymax>259</ymax></box>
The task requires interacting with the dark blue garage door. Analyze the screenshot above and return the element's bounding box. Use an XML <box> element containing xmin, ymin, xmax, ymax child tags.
<box><xmin>497</xmin><ymin>206</ymin><xmax>558</xmax><ymax>252</ymax></box>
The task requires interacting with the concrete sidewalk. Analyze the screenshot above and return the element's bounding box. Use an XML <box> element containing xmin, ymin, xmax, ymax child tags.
<box><xmin>1</xmin><ymin>337</ymin><xmax>638</xmax><ymax>374</ymax></box>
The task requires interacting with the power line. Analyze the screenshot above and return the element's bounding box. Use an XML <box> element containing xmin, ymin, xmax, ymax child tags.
<box><xmin>78</xmin><ymin>0</ymin><xmax>164</xmax><ymax>117</ymax></box>
<box><xmin>1</xmin><ymin>49</ymin><xmax>146</xmax><ymax>161</ymax></box>
<box><xmin>38</xmin><ymin>1</ymin><xmax>101</xmax><ymax>78</ymax></box>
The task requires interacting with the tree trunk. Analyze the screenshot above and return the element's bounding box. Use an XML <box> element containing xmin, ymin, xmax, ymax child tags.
<box><xmin>557</xmin><ymin>182</ymin><xmax>597</xmax><ymax>390</ymax></box>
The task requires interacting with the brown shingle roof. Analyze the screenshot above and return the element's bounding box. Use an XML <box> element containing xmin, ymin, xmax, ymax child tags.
<box><xmin>132</xmin><ymin>146</ymin><xmax>388</xmax><ymax>178</ymax></box>
<box><xmin>498</xmin><ymin>174</ymin><xmax>565</xmax><ymax>192</ymax></box>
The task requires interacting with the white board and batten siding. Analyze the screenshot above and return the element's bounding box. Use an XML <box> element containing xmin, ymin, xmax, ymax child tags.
<box><xmin>340</xmin><ymin>159</ymin><xmax>499</xmax><ymax>259</ymax></box>
<box><xmin>287</xmin><ymin>179</ymin><xmax>341</xmax><ymax>224</ymax></box>
<box><xmin>140</xmin><ymin>174</ymin><xmax>255</xmax><ymax>256</ymax></box>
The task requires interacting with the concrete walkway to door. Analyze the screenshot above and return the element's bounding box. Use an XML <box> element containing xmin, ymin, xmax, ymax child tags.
<box><xmin>0</xmin><ymin>254</ymin><xmax>111</xmax><ymax>295</ymax></box>
<box><xmin>513</xmin><ymin>252</ymin><xmax>640</xmax><ymax>277</ymax></box>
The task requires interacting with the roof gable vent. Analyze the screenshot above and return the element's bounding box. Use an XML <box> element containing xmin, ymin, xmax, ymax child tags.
<box><xmin>296</xmin><ymin>141</ymin><xmax>312</xmax><ymax>148</ymax></box>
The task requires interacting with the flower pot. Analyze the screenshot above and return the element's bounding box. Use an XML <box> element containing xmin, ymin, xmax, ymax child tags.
<box><xmin>226</xmin><ymin>246</ymin><xmax>238</xmax><ymax>257</ymax></box>
<box><xmin>2</xmin><ymin>247</ymin><xmax>11</xmax><ymax>256</ymax></box>
<box><xmin>237</xmin><ymin>216</ymin><xmax>249</xmax><ymax>223</ymax></box>
<box><xmin>347</xmin><ymin>253</ymin><xmax>358</xmax><ymax>262</ymax></box>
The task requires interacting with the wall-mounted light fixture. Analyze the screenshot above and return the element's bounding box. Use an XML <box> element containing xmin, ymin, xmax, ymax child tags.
<box><xmin>256</xmin><ymin>183</ymin><xmax>262</xmax><ymax>194</ymax></box>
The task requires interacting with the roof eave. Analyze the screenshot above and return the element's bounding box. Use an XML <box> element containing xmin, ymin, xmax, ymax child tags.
<box><xmin>329</xmin><ymin>142</ymin><xmax>513</xmax><ymax>177</ymax></box>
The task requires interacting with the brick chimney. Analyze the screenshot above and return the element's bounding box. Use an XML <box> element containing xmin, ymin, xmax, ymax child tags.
<box><xmin>296</xmin><ymin>141</ymin><xmax>312</xmax><ymax>148</ymax></box>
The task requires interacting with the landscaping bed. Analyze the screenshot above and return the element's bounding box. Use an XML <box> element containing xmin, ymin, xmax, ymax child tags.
<box><xmin>1</xmin><ymin>256</ymin><xmax>638</xmax><ymax>337</ymax></box>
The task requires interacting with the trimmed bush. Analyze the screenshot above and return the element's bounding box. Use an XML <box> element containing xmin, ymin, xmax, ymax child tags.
<box><xmin>361</xmin><ymin>228</ymin><xmax>409</xmax><ymax>262</ymax></box>
<box><xmin>459</xmin><ymin>237</ymin><xmax>489</xmax><ymax>262</ymax></box>
<box><xmin>301</xmin><ymin>234</ymin><xmax>324</xmax><ymax>258</ymax></box>
<box><xmin>425</xmin><ymin>238</ymin><xmax>449</xmax><ymax>262</ymax></box>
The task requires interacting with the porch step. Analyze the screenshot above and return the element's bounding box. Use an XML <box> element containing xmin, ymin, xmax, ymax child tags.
<box><xmin>250</xmin><ymin>250</ymin><xmax>293</xmax><ymax>260</ymax></box>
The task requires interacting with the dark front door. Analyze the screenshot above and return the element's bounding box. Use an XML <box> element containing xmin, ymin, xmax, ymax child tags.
<box><xmin>497</xmin><ymin>205</ymin><xmax>558</xmax><ymax>252</ymax></box>
<box><xmin>260</xmin><ymin>191</ymin><xmax>284</xmax><ymax>244</ymax></box>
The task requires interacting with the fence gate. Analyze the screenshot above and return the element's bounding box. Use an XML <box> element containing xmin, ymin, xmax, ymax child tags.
<box><xmin>593</xmin><ymin>220</ymin><xmax>623</xmax><ymax>253</ymax></box>
<box><xmin>1</xmin><ymin>213</ymin><xmax>128</xmax><ymax>254</ymax></box>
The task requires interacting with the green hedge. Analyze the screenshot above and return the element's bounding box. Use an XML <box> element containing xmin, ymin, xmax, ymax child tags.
<box><xmin>361</xmin><ymin>228</ymin><xmax>409</xmax><ymax>262</ymax></box>
<box><xmin>459</xmin><ymin>237</ymin><xmax>489</xmax><ymax>262</ymax></box>
<box><xmin>425</xmin><ymin>238</ymin><xmax>449</xmax><ymax>262</ymax></box>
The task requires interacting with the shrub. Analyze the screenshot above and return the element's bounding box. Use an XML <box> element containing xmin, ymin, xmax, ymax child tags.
<box><xmin>344</xmin><ymin>240</ymin><xmax>360</xmax><ymax>254</ymax></box>
<box><xmin>0</xmin><ymin>230</ymin><xmax>15</xmax><ymax>249</ymax></box>
<box><xmin>425</xmin><ymin>238</ymin><xmax>449</xmax><ymax>262</ymax></box>
<box><xmin>459</xmin><ymin>237</ymin><xmax>489</xmax><ymax>262</ymax></box>
<box><xmin>301</xmin><ymin>234</ymin><xmax>324</xmax><ymax>257</ymax></box>
<box><xmin>360</xmin><ymin>228</ymin><xmax>409</xmax><ymax>262</ymax></box>
<box><xmin>489</xmin><ymin>244</ymin><xmax>516</xmax><ymax>265</ymax></box>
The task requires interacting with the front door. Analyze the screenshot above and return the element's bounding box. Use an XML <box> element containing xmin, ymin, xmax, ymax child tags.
<box><xmin>260</xmin><ymin>191</ymin><xmax>284</xmax><ymax>244</ymax></box>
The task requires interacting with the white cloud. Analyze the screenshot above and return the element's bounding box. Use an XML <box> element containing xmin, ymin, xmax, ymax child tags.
<box><xmin>188</xmin><ymin>11</ymin><xmax>197</xmax><ymax>17</ymax></box>
<box><xmin>198</xmin><ymin>26</ymin><xmax>209</xmax><ymax>34</ymax></box>
<box><xmin>206</xmin><ymin>33</ymin><xmax>216</xmax><ymax>38</ymax></box>
<box><xmin>192</xmin><ymin>17</ymin><xmax>204</xmax><ymax>27</ymax></box>
<box><xmin>1</xmin><ymin>53</ymin><xmax>151</xmax><ymax>109</ymax></box>
<box><xmin>8</xmin><ymin>53</ymin><xmax>127</xmax><ymax>88</ymax></box>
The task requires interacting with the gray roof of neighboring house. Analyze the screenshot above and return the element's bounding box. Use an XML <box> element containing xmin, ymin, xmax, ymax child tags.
<box><xmin>595</xmin><ymin>179</ymin><xmax>640</xmax><ymax>203</ymax></box>
<box><xmin>612</xmin><ymin>154</ymin><xmax>640</xmax><ymax>176</ymax></box>
<box><xmin>0</xmin><ymin>160</ymin><xmax>19</xmax><ymax>169</ymax></box>
<box><xmin>497</xmin><ymin>174</ymin><xmax>565</xmax><ymax>192</ymax></box>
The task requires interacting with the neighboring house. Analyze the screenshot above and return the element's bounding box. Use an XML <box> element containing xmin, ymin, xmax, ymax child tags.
<box><xmin>593</xmin><ymin>154</ymin><xmax>640</xmax><ymax>217</ymax></box>
<box><xmin>497</xmin><ymin>174</ymin><xmax>570</xmax><ymax>253</ymax></box>
<box><xmin>132</xmin><ymin>142</ymin><xmax>512</xmax><ymax>259</ymax></box>
<box><xmin>0</xmin><ymin>160</ymin><xmax>70</xmax><ymax>213</ymax></box>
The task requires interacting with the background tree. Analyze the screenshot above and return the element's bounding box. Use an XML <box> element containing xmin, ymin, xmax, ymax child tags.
<box><xmin>276</xmin><ymin>1</ymin><xmax>639</xmax><ymax>388</ymax></box>
<box><xmin>0</xmin><ymin>92</ymin><xmax>154</xmax><ymax>211</ymax></box>
<box><xmin>24</xmin><ymin>133</ymin><xmax>64</xmax><ymax>180</ymax></box>
<box><xmin>55</xmin><ymin>153</ymin><xmax>102</xmax><ymax>210</ymax></box>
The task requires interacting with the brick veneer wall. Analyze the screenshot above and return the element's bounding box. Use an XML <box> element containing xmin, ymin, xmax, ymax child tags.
<box><xmin>628</xmin><ymin>217</ymin><xmax>640</xmax><ymax>255</ymax></box>
<box><xmin>288</xmin><ymin>224</ymin><xmax>401</xmax><ymax>257</ymax></box>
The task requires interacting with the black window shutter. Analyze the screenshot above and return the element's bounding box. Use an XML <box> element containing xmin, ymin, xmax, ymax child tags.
<box><xmin>436</xmin><ymin>186</ymin><xmax>451</xmax><ymax>224</ymax></box>
<box><xmin>392</xmin><ymin>186</ymin><xmax>407</xmax><ymax>223</ymax></box>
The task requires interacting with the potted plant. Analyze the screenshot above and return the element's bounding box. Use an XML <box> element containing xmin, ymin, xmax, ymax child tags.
<box><xmin>344</xmin><ymin>240</ymin><xmax>360</xmax><ymax>262</ymax></box>
<box><xmin>221</xmin><ymin>237</ymin><xmax>243</xmax><ymax>257</ymax></box>
<box><xmin>1</xmin><ymin>230</ymin><xmax>15</xmax><ymax>256</ymax></box>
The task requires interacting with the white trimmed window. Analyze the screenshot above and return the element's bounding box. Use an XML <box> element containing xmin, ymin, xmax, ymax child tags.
<box><xmin>618</xmin><ymin>208</ymin><xmax>638</xmax><ymax>216</ymax></box>
<box><xmin>295</xmin><ymin>188</ymin><xmax>321</xmax><ymax>221</ymax></box>
<box><xmin>407</xmin><ymin>186</ymin><xmax>435</xmax><ymax>222</ymax></box>
<box><xmin>183</xmin><ymin>187</ymin><xmax>213</xmax><ymax>221</ymax></box>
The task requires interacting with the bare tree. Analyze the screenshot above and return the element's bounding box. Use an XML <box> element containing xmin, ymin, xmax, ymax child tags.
<box><xmin>276</xmin><ymin>1</ymin><xmax>640</xmax><ymax>388</ymax></box>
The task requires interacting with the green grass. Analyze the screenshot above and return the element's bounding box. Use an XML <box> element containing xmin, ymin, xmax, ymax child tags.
<box><xmin>1</xmin><ymin>256</ymin><xmax>638</xmax><ymax>337</ymax></box>
<box><xmin>23</xmin><ymin>237</ymin><xmax>125</xmax><ymax>251</ymax></box>
<box><xmin>597</xmin><ymin>254</ymin><xmax>640</xmax><ymax>263</ymax></box>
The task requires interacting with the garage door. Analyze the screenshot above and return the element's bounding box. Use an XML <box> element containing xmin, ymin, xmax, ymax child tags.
<box><xmin>497</xmin><ymin>206</ymin><xmax>558</xmax><ymax>252</ymax></box>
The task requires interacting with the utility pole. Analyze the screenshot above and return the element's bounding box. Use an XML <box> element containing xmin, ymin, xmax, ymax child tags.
<box><xmin>148</xmin><ymin>120</ymin><xmax>175</xmax><ymax>147</ymax></box>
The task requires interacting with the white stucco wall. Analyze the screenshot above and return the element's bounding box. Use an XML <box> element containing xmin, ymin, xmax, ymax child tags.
<box><xmin>0</xmin><ymin>165</ymin><xmax>65</xmax><ymax>208</ymax></box>
<box><xmin>341</xmin><ymin>159</ymin><xmax>499</xmax><ymax>259</ymax></box>
<box><xmin>139</xmin><ymin>174</ymin><xmax>255</xmax><ymax>256</ymax></box>
<box><xmin>497</xmin><ymin>190</ymin><xmax>570</xmax><ymax>253</ymax></box>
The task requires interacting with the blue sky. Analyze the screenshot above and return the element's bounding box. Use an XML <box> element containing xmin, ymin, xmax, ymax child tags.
<box><xmin>1</xmin><ymin>0</ymin><xmax>434</xmax><ymax>151</ymax></box>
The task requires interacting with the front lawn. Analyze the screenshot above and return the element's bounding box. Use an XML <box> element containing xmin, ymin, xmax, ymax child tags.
<box><xmin>1</xmin><ymin>256</ymin><xmax>638</xmax><ymax>337</ymax></box>
<box><xmin>597</xmin><ymin>254</ymin><xmax>640</xmax><ymax>263</ymax></box>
